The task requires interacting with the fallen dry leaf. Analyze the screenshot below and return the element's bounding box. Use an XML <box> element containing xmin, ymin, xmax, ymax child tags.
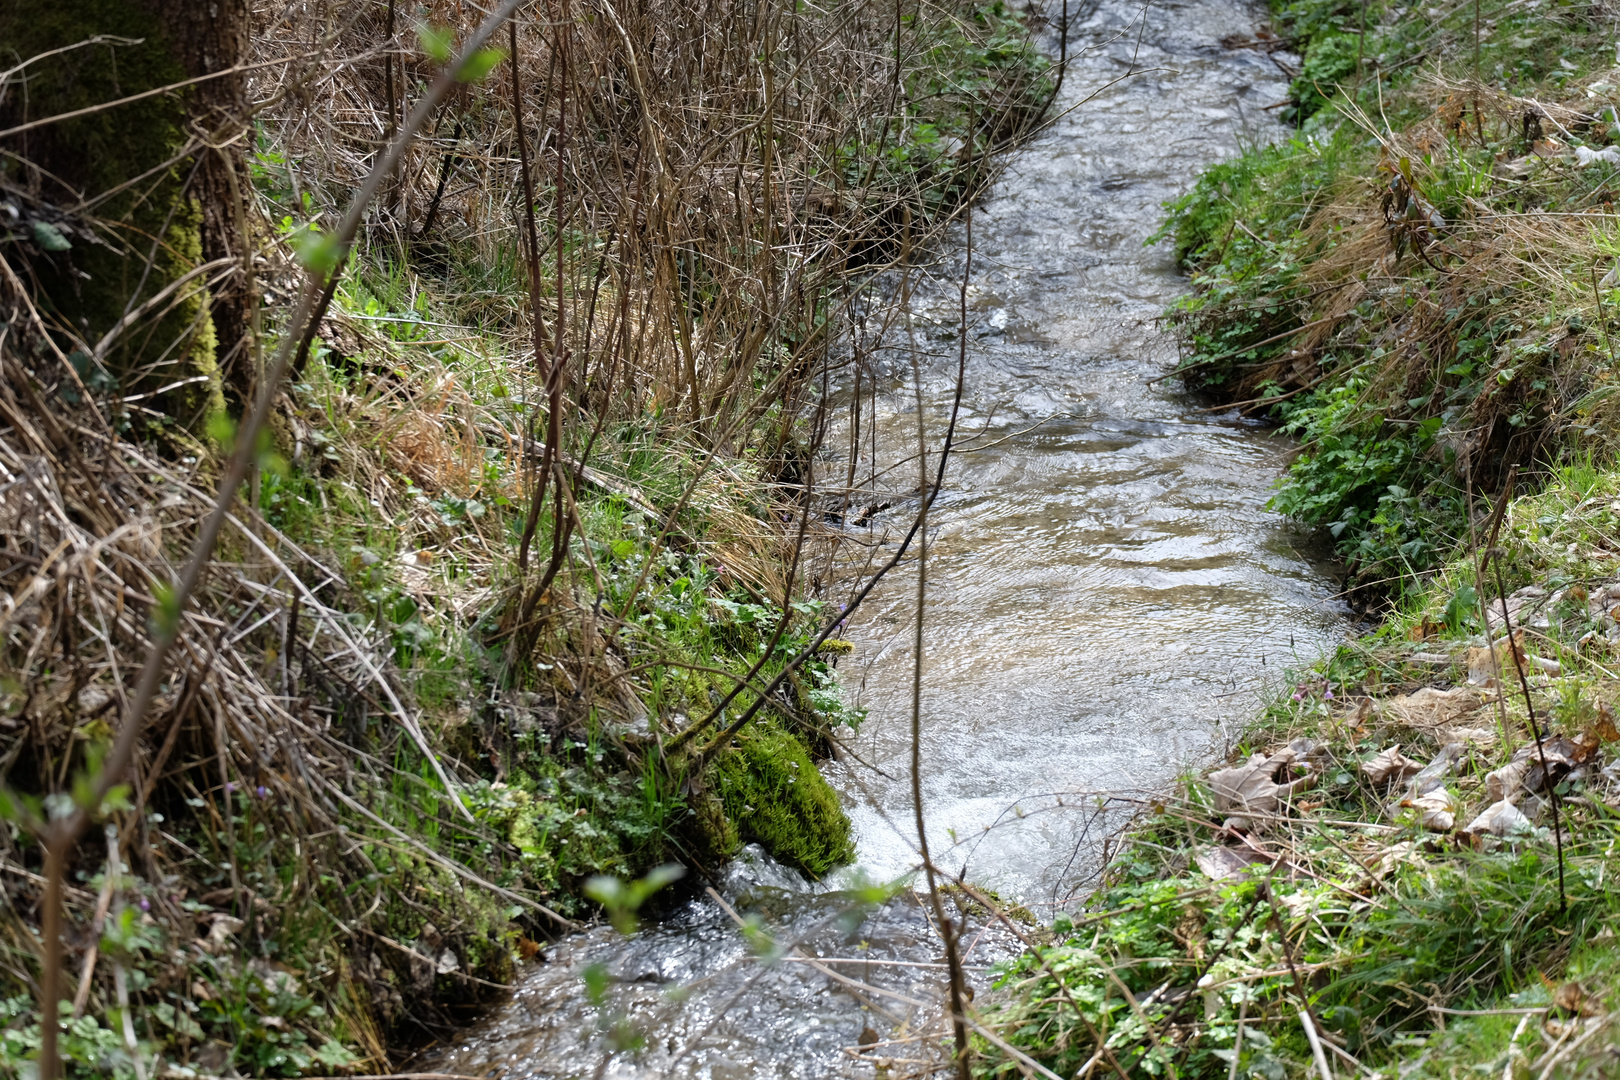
<box><xmin>1365</xmin><ymin>840</ymin><xmax>1420</xmax><ymax>880</ymax></box>
<box><xmin>1467</xmin><ymin>634</ymin><xmax>1527</xmax><ymax>686</ymax></box>
<box><xmin>1363</xmin><ymin>745</ymin><xmax>1422</xmax><ymax>785</ymax></box>
<box><xmin>1406</xmin><ymin>743</ymin><xmax>1467</xmax><ymax>795</ymax></box>
<box><xmin>1552</xmin><ymin>980</ymin><xmax>1599</xmax><ymax>1018</ymax></box>
<box><xmin>1589</xmin><ymin>702</ymin><xmax>1620</xmax><ymax>744</ymax></box>
<box><xmin>1462</xmin><ymin>799</ymin><xmax>1535</xmax><ymax>837</ymax></box>
<box><xmin>200</xmin><ymin>914</ymin><xmax>245</xmax><ymax>954</ymax></box>
<box><xmin>1436</xmin><ymin>725</ymin><xmax>1496</xmax><ymax>748</ymax></box>
<box><xmin>1515</xmin><ymin>736</ymin><xmax>1597</xmax><ymax>792</ymax></box>
<box><xmin>1194</xmin><ymin>845</ymin><xmax>1268</xmax><ymax>881</ymax></box>
<box><xmin>1486</xmin><ymin>759</ymin><xmax>1530</xmax><ymax>804</ymax></box>
<box><xmin>1404</xmin><ymin>789</ymin><xmax>1457</xmax><ymax>832</ymax></box>
<box><xmin>1209</xmin><ymin>748</ymin><xmax>1314</xmax><ymax>830</ymax></box>
<box><xmin>1409</xmin><ymin>616</ymin><xmax>1439</xmax><ymax>641</ymax></box>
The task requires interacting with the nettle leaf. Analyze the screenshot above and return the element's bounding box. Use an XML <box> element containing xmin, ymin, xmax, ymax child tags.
<box><xmin>456</xmin><ymin>46</ymin><xmax>506</xmax><ymax>83</ymax></box>
<box><xmin>417</xmin><ymin>22</ymin><xmax>455</xmax><ymax>62</ymax></box>
<box><xmin>32</xmin><ymin>220</ymin><xmax>71</xmax><ymax>251</ymax></box>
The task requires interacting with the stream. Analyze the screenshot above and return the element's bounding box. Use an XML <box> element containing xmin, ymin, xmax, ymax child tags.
<box><xmin>433</xmin><ymin>1</ymin><xmax>1347</xmax><ymax>1075</ymax></box>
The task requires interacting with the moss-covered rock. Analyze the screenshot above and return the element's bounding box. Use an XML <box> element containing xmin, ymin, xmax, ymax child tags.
<box><xmin>709</xmin><ymin>725</ymin><xmax>854</xmax><ymax>878</ymax></box>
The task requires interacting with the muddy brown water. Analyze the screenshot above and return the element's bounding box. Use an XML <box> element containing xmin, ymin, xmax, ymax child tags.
<box><xmin>432</xmin><ymin>2</ymin><xmax>1346</xmax><ymax>1075</ymax></box>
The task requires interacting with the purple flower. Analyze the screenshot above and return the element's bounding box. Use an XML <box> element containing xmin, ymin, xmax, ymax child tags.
<box><xmin>1324</xmin><ymin>689</ymin><xmax>1335</xmax><ymax>700</ymax></box>
<box><xmin>138</xmin><ymin>898</ymin><xmax>151</xmax><ymax>912</ymax></box>
<box><xmin>224</xmin><ymin>782</ymin><xmax>237</xmax><ymax>794</ymax></box>
<box><xmin>255</xmin><ymin>785</ymin><xmax>270</xmax><ymax>799</ymax></box>
<box><xmin>1291</xmin><ymin>690</ymin><xmax>1303</xmax><ymax>701</ymax></box>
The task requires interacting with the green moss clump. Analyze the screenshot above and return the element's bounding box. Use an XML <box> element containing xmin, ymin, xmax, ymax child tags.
<box><xmin>710</xmin><ymin>725</ymin><xmax>853</xmax><ymax>878</ymax></box>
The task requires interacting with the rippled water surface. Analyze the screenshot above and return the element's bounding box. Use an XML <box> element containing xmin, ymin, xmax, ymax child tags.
<box><xmin>434</xmin><ymin>2</ymin><xmax>1346</xmax><ymax>1075</ymax></box>
<box><xmin>828</xmin><ymin>0</ymin><xmax>1346</xmax><ymax>905</ymax></box>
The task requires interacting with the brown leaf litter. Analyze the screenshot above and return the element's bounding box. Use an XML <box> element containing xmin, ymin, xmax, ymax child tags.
<box><xmin>1208</xmin><ymin>742</ymin><xmax>1316</xmax><ymax>832</ymax></box>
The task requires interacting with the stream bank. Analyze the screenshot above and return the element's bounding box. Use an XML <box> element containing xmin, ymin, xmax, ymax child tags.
<box><xmin>0</xmin><ymin>0</ymin><xmax>1053</xmax><ymax>1075</ymax></box>
<box><xmin>983</xmin><ymin>1</ymin><xmax>1620</xmax><ymax>1076</ymax></box>
<box><xmin>983</xmin><ymin>477</ymin><xmax>1620</xmax><ymax>1080</ymax></box>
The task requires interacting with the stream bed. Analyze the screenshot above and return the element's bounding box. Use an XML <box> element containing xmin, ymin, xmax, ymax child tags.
<box><xmin>433</xmin><ymin>1</ymin><xmax>1346</xmax><ymax>1075</ymax></box>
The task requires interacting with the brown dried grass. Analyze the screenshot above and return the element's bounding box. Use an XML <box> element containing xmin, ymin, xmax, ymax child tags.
<box><xmin>1228</xmin><ymin>84</ymin><xmax>1613</xmax><ymax>482</ymax></box>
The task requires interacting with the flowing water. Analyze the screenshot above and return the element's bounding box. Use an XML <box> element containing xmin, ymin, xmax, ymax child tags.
<box><xmin>433</xmin><ymin>2</ymin><xmax>1346</xmax><ymax>1075</ymax></box>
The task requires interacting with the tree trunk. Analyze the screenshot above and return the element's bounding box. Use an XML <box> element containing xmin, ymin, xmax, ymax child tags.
<box><xmin>148</xmin><ymin>0</ymin><xmax>255</xmax><ymax>406</ymax></box>
<box><xmin>0</xmin><ymin>0</ymin><xmax>251</xmax><ymax>426</ymax></box>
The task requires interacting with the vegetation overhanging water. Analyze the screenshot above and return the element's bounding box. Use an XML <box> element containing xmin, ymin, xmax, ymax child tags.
<box><xmin>11</xmin><ymin>0</ymin><xmax>1620</xmax><ymax>1075</ymax></box>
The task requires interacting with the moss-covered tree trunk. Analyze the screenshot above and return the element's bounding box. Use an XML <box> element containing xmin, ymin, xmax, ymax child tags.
<box><xmin>148</xmin><ymin>0</ymin><xmax>255</xmax><ymax>405</ymax></box>
<box><xmin>0</xmin><ymin>0</ymin><xmax>250</xmax><ymax>429</ymax></box>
